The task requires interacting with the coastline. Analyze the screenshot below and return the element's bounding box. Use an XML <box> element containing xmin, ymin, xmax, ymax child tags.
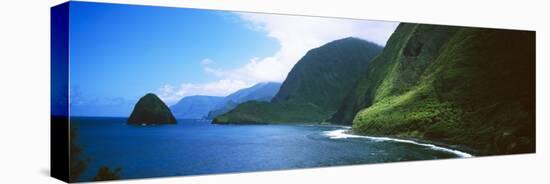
<box><xmin>325</xmin><ymin>127</ymin><xmax>476</xmax><ymax>158</ymax></box>
<box><xmin>213</xmin><ymin>121</ymin><xmax>477</xmax><ymax>157</ymax></box>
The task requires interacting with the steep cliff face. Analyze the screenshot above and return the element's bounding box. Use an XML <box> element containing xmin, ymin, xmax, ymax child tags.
<box><xmin>344</xmin><ymin>23</ymin><xmax>535</xmax><ymax>155</ymax></box>
<box><xmin>328</xmin><ymin>24</ymin><xmax>419</xmax><ymax>124</ymax></box>
<box><xmin>128</xmin><ymin>93</ymin><xmax>176</xmax><ymax>124</ymax></box>
<box><xmin>329</xmin><ymin>24</ymin><xmax>460</xmax><ymax>124</ymax></box>
<box><xmin>214</xmin><ymin>37</ymin><xmax>383</xmax><ymax>124</ymax></box>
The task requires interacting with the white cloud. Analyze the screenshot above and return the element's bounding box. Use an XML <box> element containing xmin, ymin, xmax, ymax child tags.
<box><xmin>202</xmin><ymin>57</ymin><xmax>287</xmax><ymax>83</ymax></box>
<box><xmin>203</xmin><ymin>13</ymin><xmax>399</xmax><ymax>83</ymax></box>
<box><xmin>156</xmin><ymin>79</ymin><xmax>252</xmax><ymax>105</ymax></box>
<box><xmin>157</xmin><ymin>13</ymin><xmax>398</xmax><ymax>103</ymax></box>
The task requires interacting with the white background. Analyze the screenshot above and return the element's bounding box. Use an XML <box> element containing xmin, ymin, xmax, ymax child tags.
<box><xmin>0</xmin><ymin>0</ymin><xmax>548</xmax><ymax>183</ymax></box>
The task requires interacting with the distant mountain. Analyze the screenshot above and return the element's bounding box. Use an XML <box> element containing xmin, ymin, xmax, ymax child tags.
<box><xmin>333</xmin><ymin>23</ymin><xmax>535</xmax><ymax>155</ymax></box>
<box><xmin>213</xmin><ymin>37</ymin><xmax>383</xmax><ymax>124</ymax></box>
<box><xmin>169</xmin><ymin>82</ymin><xmax>281</xmax><ymax>120</ymax></box>
<box><xmin>128</xmin><ymin>93</ymin><xmax>176</xmax><ymax>124</ymax></box>
<box><xmin>206</xmin><ymin>82</ymin><xmax>281</xmax><ymax>119</ymax></box>
<box><xmin>170</xmin><ymin>95</ymin><xmax>224</xmax><ymax>119</ymax></box>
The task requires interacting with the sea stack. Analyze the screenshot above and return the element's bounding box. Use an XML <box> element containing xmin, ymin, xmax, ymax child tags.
<box><xmin>128</xmin><ymin>93</ymin><xmax>177</xmax><ymax>124</ymax></box>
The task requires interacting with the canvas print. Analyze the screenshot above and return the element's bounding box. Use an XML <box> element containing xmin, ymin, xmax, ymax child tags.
<box><xmin>51</xmin><ymin>1</ymin><xmax>535</xmax><ymax>182</ymax></box>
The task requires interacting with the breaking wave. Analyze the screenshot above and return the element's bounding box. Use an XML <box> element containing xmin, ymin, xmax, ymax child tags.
<box><xmin>322</xmin><ymin>128</ymin><xmax>473</xmax><ymax>158</ymax></box>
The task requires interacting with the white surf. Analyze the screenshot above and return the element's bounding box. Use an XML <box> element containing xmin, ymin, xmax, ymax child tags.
<box><xmin>322</xmin><ymin>128</ymin><xmax>473</xmax><ymax>158</ymax></box>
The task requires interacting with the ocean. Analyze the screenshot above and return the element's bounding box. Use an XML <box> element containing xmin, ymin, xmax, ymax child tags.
<box><xmin>71</xmin><ymin>117</ymin><xmax>469</xmax><ymax>181</ymax></box>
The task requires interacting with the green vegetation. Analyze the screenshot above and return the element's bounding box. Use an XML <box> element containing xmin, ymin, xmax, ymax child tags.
<box><xmin>215</xmin><ymin>23</ymin><xmax>535</xmax><ymax>155</ymax></box>
<box><xmin>206</xmin><ymin>82</ymin><xmax>281</xmax><ymax>119</ymax></box>
<box><xmin>348</xmin><ymin>24</ymin><xmax>535</xmax><ymax>155</ymax></box>
<box><xmin>213</xmin><ymin>101</ymin><xmax>329</xmax><ymax>124</ymax></box>
<box><xmin>329</xmin><ymin>24</ymin><xmax>421</xmax><ymax>124</ymax></box>
<box><xmin>128</xmin><ymin>93</ymin><xmax>176</xmax><ymax>124</ymax></box>
<box><xmin>214</xmin><ymin>37</ymin><xmax>383</xmax><ymax>124</ymax></box>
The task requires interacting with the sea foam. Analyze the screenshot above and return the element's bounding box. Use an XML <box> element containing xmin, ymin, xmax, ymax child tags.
<box><xmin>322</xmin><ymin>128</ymin><xmax>473</xmax><ymax>158</ymax></box>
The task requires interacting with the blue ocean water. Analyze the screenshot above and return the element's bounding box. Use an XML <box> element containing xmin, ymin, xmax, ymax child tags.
<box><xmin>72</xmin><ymin>117</ymin><xmax>465</xmax><ymax>181</ymax></box>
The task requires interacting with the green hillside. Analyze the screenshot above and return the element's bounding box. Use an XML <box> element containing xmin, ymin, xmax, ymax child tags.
<box><xmin>213</xmin><ymin>37</ymin><xmax>383</xmax><ymax>124</ymax></box>
<box><xmin>329</xmin><ymin>24</ymin><xmax>424</xmax><ymax>124</ymax></box>
<box><xmin>346</xmin><ymin>23</ymin><xmax>535</xmax><ymax>155</ymax></box>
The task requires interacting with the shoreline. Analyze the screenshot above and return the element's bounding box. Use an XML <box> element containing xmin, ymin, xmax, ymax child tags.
<box><xmin>212</xmin><ymin>121</ymin><xmax>479</xmax><ymax>157</ymax></box>
<box><xmin>324</xmin><ymin>127</ymin><xmax>475</xmax><ymax>158</ymax></box>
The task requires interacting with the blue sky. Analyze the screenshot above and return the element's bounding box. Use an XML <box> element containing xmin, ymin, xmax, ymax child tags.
<box><xmin>68</xmin><ymin>1</ymin><xmax>398</xmax><ymax>117</ymax></box>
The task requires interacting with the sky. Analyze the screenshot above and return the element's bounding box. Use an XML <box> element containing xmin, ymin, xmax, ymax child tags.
<box><xmin>68</xmin><ymin>2</ymin><xmax>399</xmax><ymax>117</ymax></box>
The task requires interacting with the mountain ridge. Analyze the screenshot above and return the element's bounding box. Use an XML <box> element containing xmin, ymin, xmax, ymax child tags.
<box><xmin>213</xmin><ymin>37</ymin><xmax>383</xmax><ymax>124</ymax></box>
<box><xmin>170</xmin><ymin>82</ymin><xmax>281</xmax><ymax>119</ymax></box>
<box><xmin>170</xmin><ymin>95</ymin><xmax>224</xmax><ymax>119</ymax></box>
<box><xmin>341</xmin><ymin>23</ymin><xmax>535</xmax><ymax>155</ymax></box>
<box><xmin>206</xmin><ymin>82</ymin><xmax>282</xmax><ymax>119</ymax></box>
